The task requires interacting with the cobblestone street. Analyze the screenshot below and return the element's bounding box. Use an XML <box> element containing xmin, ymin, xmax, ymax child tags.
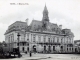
<box><xmin>0</xmin><ymin>53</ymin><xmax>80</xmax><ymax>60</ymax></box>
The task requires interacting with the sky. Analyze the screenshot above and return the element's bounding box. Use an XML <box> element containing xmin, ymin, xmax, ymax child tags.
<box><xmin>0</xmin><ymin>0</ymin><xmax>80</xmax><ymax>42</ymax></box>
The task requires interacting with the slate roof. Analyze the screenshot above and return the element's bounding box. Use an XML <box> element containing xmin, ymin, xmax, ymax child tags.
<box><xmin>4</xmin><ymin>21</ymin><xmax>28</xmax><ymax>34</ymax></box>
<box><xmin>4</xmin><ymin>20</ymin><xmax>74</xmax><ymax>37</ymax></box>
<box><xmin>30</xmin><ymin>20</ymin><xmax>43</xmax><ymax>31</ymax></box>
<box><xmin>62</xmin><ymin>29</ymin><xmax>74</xmax><ymax>37</ymax></box>
<box><xmin>74</xmin><ymin>40</ymin><xmax>80</xmax><ymax>43</ymax></box>
<box><xmin>29</xmin><ymin>20</ymin><xmax>62</xmax><ymax>34</ymax></box>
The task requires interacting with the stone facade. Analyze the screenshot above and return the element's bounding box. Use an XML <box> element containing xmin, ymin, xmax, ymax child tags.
<box><xmin>4</xmin><ymin>5</ymin><xmax>75</xmax><ymax>53</ymax></box>
<box><xmin>74</xmin><ymin>40</ymin><xmax>80</xmax><ymax>53</ymax></box>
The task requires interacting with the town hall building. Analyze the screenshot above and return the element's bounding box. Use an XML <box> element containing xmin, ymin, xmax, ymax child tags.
<box><xmin>4</xmin><ymin>5</ymin><xmax>75</xmax><ymax>53</ymax></box>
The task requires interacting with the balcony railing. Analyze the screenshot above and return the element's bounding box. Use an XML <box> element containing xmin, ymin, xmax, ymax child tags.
<box><xmin>37</xmin><ymin>42</ymin><xmax>61</xmax><ymax>45</ymax></box>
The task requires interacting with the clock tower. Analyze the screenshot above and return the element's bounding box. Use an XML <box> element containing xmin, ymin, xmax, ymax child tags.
<box><xmin>42</xmin><ymin>4</ymin><xmax>49</xmax><ymax>28</ymax></box>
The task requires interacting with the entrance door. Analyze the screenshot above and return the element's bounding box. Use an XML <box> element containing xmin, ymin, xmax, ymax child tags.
<box><xmin>44</xmin><ymin>46</ymin><xmax>46</xmax><ymax>51</ymax></box>
<box><xmin>48</xmin><ymin>46</ymin><xmax>51</xmax><ymax>52</ymax></box>
<box><xmin>33</xmin><ymin>45</ymin><xmax>36</xmax><ymax>52</ymax></box>
<box><xmin>61</xmin><ymin>46</ymin><xmax>63</xmax><ymax>52</ymax></box>
<box><xmin>53</xmin><ymin>46</ymin><xmax>55</xmax><ymax>51</ymax></box>
<box><xmin>44</xmin><ymin>46</ymin><xmax>46</xmax><ymax>53</ymax></box>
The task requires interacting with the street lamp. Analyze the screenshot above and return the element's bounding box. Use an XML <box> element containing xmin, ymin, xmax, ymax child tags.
<box><xmin>17</xmin><ymin>32</ymin><xmax>21</xmax><ymax>57</ymax></box>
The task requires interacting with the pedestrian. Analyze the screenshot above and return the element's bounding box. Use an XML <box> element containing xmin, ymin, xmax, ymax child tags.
<box><xmin>30</xmin><ymin>51</ymin><xmax>32</xmax><ymax>57</ymax></box>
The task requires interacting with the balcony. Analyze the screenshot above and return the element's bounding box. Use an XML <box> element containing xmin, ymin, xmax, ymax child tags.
<box><xmin>67</xmin><ymin>44</ymin><xmax>73</xmax><ymax>47</ymax></box>
<box><xmin>64</xmin><ymin>42</ymin><xmax>73</xmax><ymax>45</ymax></box>
<box><xmin>37</xmin><ymin>42</ymin><xmax>61</xmax><ymax>45</ymax></box>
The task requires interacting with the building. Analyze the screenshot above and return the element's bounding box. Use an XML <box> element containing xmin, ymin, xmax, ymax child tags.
<box><xmin>4</xmin><ymin>5</ymin><xmax>75</xmax><ymax>53</ymax></box>
<box><xmin>74</xmin><ymin>40</ymin><xmax>80</xmax><ymax>53</ymax></box>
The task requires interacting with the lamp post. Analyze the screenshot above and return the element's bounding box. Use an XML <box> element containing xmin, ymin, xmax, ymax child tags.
<box><xmin>17</xmin><ymin>32</ymin><xmax>21</xmax><ymax>57</ymax></box>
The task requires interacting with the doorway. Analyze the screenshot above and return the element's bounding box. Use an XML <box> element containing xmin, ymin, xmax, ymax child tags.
<box><xmin>33</xmin><ymin>45</ymin><xmax>36</xmax><ymax>52</ymax></box>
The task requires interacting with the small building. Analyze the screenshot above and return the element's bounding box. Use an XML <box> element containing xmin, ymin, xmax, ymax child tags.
<box><xmin>74</xmin><ymin>40</ymin><xmax>80</xmax><ymax>53</ymax></box>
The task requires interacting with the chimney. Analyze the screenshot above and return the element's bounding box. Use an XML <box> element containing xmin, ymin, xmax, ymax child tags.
<box><xmin>59</xmin><ymin>25</ymin><xmax>62</xmax><ymax>30</ymax></box>
<box><xmin>25</xmin><ymin>18</ymin><xmax>28</xmax><ymax>26</ymax></box>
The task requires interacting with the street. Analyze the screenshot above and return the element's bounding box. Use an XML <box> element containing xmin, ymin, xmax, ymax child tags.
<box><xmin>0</xmin><ymin>53</ymin><xmax>80</xmax><ymax>60</ymax></box>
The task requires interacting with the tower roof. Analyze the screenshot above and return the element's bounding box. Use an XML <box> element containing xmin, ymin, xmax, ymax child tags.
<box><xmin>43</xmin><ymin>4</ymin><xmax>48</xmax><ymax>13</ymax></box>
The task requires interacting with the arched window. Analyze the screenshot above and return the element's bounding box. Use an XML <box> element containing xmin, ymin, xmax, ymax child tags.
<box><xmin>53</xmin><ymin>37</ymin><xmax>55</xmax><ymax>43</ymax></box>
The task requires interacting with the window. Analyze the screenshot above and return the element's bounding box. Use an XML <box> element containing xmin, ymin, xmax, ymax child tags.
<box><xmin>44</xmin><ymin>37</ymin><xmax>46</xmax><ymax>43</ymax></box>
<box><xmin>53</xmin><ymin>46</ymin><xmax>55</xmax><ymax>51</ymax></box>
<box><xmin>17</xmin><ymin>43</ymin><xmax>19</xmax><ymax>46</ymax></box>
<box><xmin>61</xmin><ymin>46</ymin><xmax>63</xmax><ymax>51</ymax></box>
<box><xmin>70</xmin><ymin>48</ymin><xmax>71</xmax><ymax>51</ymax></box>
<box><xmin>51</xmin><ymin>40</ymin><xmax>52</xmax><ymax>43</ymax></box>
<box><xmin>11</xmin><ymin>36</ymin><xmax>12</xmax><ymax>43</ymax></box>
<box><xmin>48</xmin><ymin>38</ymin><xmax>50</xmax><ymax>42</ymax></box>
<box><xmin>27</xmin><ymin>34</ymin><xmax>29</xmax><ymax>41</ymax></box>
<box><xmin>38</xmin><ymin>36</ymin><xmax>41</xmax><ymax>42</ymax></box>
<box><xmin>53</xmin><ymin>37</ymin><xmax>55</xmax><ymax>43</ymax></box>
<box><xmin>9</xmin><ymin>36</ymin><xmax>10</xmax><ymax>43</ymax></box>
<box><xmin>13</xmin><ymin>34</ymin><xmax>14</xmax><ymax>42</ymax></box>
<box><xmin>72</xmin><ymin>40</ymin><xmax>73</xmax><ymax>43</ymax></box>
<box><xmin>23</xmin><ymin>43</ymin><xmax>24</xmax><ymax>46</ymax></box>
<box><xmin>67</xmin><ymin>37</ymin><xmax>68</xmax><ymax>43</ymax></box>
<box><xmin>67</xmin><ymin>48</ymin><xmax>68</xmax><ymax>51</ymax></box>
<box><xmin>33</xmin><ymin>35</ymin><xmax>36</xmax><ymax>42</ymax></box>
<box><xmin>44</xmin><ymin>46</ymin><xmax>46</xmax><ymax>51</ymax></box>
<box><xmin>72</xmin><ymin>48</ymin><xmax>73</xmax><ymax>51</ymax></box>
<box><xmin>11</xmin><ymin>34</ymin><xmax>14</xmax><ymax>43</ymax></box>
<box><xmin>57</xmin><ymin>37</ymin><xmax>59</xmax><ymax>43</ymax></box>
<box><xmin>33</xmin><ymin>37</ymin><xmax>35</xmax><ymax>42</ymax></box>
<box><xmin>27</xmin><ymin>34</ymin><xmax>29</xmax><ymax>39</ymax></box>
<box><xmin>67</xmin><ymin>45</ymin><xmax>68</xmax><ymax>47</ymax></box>
<box><xmin>61</xmin><ymin>38</ymin><xmax>63</xmax><ymax>43</ymax></box>
<box><xmin>50</xmin><ymin>37</ymin><xmax>52</xmax><ymax>43</ymax></box>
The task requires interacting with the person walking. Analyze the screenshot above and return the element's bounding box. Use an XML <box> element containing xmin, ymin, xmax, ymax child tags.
<box><xmin>30</xmin><ymin>51</ymin><xmax>32</xmax><ymax>57</ymax></box>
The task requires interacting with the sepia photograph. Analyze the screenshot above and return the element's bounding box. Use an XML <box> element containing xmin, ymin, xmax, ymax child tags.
<box><xmin>0</xmin><ymin>0</ymin><xmax>80</xmax><ymax>60</ymax></box>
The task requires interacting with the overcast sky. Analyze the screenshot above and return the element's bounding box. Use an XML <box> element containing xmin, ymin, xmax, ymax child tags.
<box><xmin>0</xmin><ymin>0</ymin><xmax>80</xmax><ymax>42</ymax></box>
